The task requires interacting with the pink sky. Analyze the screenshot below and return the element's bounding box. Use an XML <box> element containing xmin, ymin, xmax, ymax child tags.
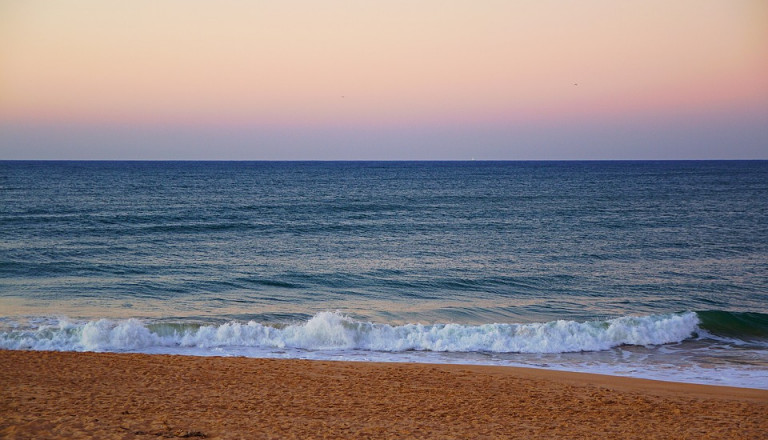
<box><xmin>1</xmin><ymin>0</ymin><xmax>766</xmax><ymax>159</ymax></box>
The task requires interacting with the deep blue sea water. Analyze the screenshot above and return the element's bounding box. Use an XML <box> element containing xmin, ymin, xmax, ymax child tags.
<box><xmin>1</xmin><ymin>161</ymin><xmax>767</xmax><ymax>388</ymax></box>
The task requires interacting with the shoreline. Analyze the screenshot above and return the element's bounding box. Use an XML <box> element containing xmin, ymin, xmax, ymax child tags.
<box><xmin>2</xmin><ymin>350</ymin><xmax>767</xmax><ymax>439</ymax></box>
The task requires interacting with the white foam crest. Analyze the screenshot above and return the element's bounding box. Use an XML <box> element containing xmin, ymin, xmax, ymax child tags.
<box><xmin>80</xmin><ymin>319</ymin><xmax>168</xmax><ymax>350</ymax></box>
<box><xmin>0</xmin><ymin>311</ymin><xmax>700</xmax><ymax>354</ymax></box>
<box><xmin>178</xmin><ymin>312</ymin><xmax>359</xmax><ymax>349</ymax></box>
<box><xmin>334</xmin><ymin>312</ymin><xmax>699</xmax><ymax>353</ymax></box>
<box><xmin>0</xmin><ymin>318</ymin><xmax>177</xmax><ymax>352</ymax></box>
<box><xmin>0</xmin><ymin>318</ymin><xmax>83</xmax><ymax>351</ymax></box>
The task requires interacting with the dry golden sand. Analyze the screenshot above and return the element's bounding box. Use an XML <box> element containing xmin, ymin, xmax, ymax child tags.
<box><xmin>1</xmin><ymin>350</ymin><xmax>766</xmax><ymax>439</ymax></box>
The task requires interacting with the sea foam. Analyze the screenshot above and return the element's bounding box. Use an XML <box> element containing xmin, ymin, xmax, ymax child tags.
<box><xmin>0</xmin><ymin>311</ymin><xmax>699</xmax><ymax>354</ymax></box>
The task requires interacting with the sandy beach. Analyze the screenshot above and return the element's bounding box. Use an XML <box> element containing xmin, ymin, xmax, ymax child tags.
<box><xmin>1</xmin><ymin>350</ymin><xmax>766</xmax><ymax>439</ymax></box>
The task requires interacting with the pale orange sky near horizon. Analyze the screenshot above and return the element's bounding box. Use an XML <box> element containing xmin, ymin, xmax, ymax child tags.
<box><xmin>1</xmin><ymin>0</ymin><xmax>767</xmax><ymax>159</ymax></box>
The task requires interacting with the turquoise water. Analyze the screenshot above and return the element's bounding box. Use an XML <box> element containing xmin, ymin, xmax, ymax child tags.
<box><xmin>1</xmin><ymin>161</ymin><xmax>767</xmax><ymax>388</ymax></box>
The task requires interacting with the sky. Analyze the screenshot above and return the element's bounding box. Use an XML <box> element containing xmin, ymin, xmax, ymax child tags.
<box><xmin>1</xmin><ymin>0</ymin><xmax>767</xmax><ymax>160</ymax></box>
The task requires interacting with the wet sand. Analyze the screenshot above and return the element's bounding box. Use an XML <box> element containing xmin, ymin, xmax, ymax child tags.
<box><xmin>2</xmin><ymin>350</ymin><xmax>766</xmax><ymax>439</ymax></box>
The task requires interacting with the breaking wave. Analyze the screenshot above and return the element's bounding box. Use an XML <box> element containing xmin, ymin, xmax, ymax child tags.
<box><xmin>0</xmin><ymin>311</ymin><xmax>700</xmax><ymax>354</ymax></box>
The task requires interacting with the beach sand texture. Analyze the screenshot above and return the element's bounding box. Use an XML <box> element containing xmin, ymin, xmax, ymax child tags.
<box><xmin>2</xmin><ymin>350</ymin><xmax>766</xmax><ymax>439</ymax></box>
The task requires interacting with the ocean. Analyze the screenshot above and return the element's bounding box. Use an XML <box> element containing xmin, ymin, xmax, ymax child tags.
<box><xmin>1</xmin><ymin>160</ymin><xmax>767</xmax><ymax>389</ymax></box>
